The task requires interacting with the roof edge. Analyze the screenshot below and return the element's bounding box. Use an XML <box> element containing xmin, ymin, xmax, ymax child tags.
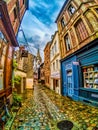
<box><xmin>55</xmin><ymin>0</ymin><xmax>68</xmax><ymax>23</ymax></box>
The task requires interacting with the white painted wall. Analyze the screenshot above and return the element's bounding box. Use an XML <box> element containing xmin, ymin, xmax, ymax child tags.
<box><xmin>50</xmin><ymin>31</ymin><xmax>61</xmax><ymax>94</ymax></box>
<box><xmin>26</xmin><ymin>78</ymin><xmax>33</xmax><ymax>89</ymax></box>
<box><xmin>14</xmin><ymin>70</ymin><xmax>26</xmax><ymax>93</ymax></box>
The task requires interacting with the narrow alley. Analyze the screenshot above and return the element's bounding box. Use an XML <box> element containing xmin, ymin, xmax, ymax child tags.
<box><xmin>5</xmin><ymin>85</ymin><xmax>98</xmax><ymax>130</ymax></box>
<box><xmin>0</xmin><ymin>0</ymin><xmax>98</xmax><ymax>130</ymax></box>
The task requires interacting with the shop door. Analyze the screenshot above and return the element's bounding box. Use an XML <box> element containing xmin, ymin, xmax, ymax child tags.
<box><xmin>67</xmin><ymin>70</ymin><xmax>73</xmax><ymax>97</ymax></box>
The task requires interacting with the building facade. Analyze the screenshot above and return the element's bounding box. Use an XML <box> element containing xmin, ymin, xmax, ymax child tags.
<box><xmin>44</xmin><ymin>42</ymin><xmax>51</xmax><ymax>88</ymax></box>
<box><xmin>50</xmin><ymin>31</ymin><xmax>61</xmax><ymax>94</ymax></box>
<box><xmin>0</xmin><ymin>0</ymin><xmax>28</xmax><ymax>127</ymax></box>
<box><xmin>7</xmin><ymin>0</ymin><xmax>28</xmax><ymax>35</ymax></box>
<box><xmin>56</xmin><ymin>0</ymin><xmax>98</xmax><ymax>106</ymax></box>
<box><xmin>36</xmin><ymin>48</ymin><xmax>42</xmax><ymax>81</ymax></box>
<box><xmin>25</xmin><ymin>53</ymin><xmax>34</xmax><ymax>89</ymax></box>
<box><xmin>15</xmin><ymin>48</ymin><xmax>34</xmax><ymax>90</ymax></box>
<box><xmin>33</xmin><ymin>49</ymin><xmax>42</xmax><ymax>84</ymax></box>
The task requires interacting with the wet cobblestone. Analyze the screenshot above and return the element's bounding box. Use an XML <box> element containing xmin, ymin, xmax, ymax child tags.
<box><xmin>10</xmin><ymin>85</ymin><xmax>98</xmax><ymax>130</ymax></box>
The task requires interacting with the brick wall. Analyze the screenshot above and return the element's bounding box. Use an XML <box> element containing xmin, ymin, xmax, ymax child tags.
<box><xmin>44</xmin><ymin>42</ymin><xmax>51</xmax><ymax>87</ymax></box>
<box><xmin>56</xmin><ymin>0</ymin><xmax>98</xmax><ymax>59</ymax></box>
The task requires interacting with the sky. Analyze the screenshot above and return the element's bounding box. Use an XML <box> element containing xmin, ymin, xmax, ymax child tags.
<box><xmin>17</xmin><ymin>0</ymin><xmax>65</xmax><ymax>60</ymax></box>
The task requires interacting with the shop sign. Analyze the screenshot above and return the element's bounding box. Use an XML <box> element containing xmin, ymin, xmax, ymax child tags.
<box><xmin>73</xmin><ymin>62</ymin><xmax>79</xmax><ymax>65</ymax></box>
<box><xmin>51</xmin><ymin>72</ymin><xmax>60</xmax><ymax>78</ymax></box>
<box><xmin>91</xmin><ymin>93</ymin><xmax>98</xmax><ymax>98</ymax></box>
<box><xmin>21</xmin><ymin>50</ymin><xmax>28</xmax><ymax>57</ymax></box>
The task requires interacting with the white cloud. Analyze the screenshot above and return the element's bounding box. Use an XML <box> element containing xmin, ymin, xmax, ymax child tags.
<box><xmin>17</xmin><ymin>0</ymin><xmax>65</xmax><ymax>61</ymax></box>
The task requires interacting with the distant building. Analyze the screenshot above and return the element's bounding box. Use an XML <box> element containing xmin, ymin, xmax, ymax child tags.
<box><xmin>44</xmin><ymin>42</ymin><xmax>51</xmax><ymax>88</ymax></box>
<box><xmin>36</xmin><ymin>48</ymin><xmax>42</xmax><ymax>67</ymax></box>
<box><xmin>39</xmin><ymin>63</ymin><xmax>45</xmax><ymax>84</ymax></box>
<box><xmin>50</xmin><ymin>31</ymin><xmax>61</xmax><ymax>94</ymax></box>
<box><xmin>25</xmin><ymin>53</ymin><xmax>34</xmax><ymax>89</ymax></box>
<box><xmin>33</xmin><ymin>48</ymin><xmax>42</xmax><ymax>83</ymax></box>
<box><xmin>56</xmin><ymin>0</ymin><xmax>98</xmax><ymax>106</ymax></box>
<box><xmin>15</xmin><ymin>48</ymin><xmax>34</xmax><ymax>90</ymax></box>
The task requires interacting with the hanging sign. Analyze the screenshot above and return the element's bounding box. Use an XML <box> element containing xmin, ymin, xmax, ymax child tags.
<box><xmin>21</xmin><ymin>50</ymin><xmax>28</xmax><ymax>57</ymax></box>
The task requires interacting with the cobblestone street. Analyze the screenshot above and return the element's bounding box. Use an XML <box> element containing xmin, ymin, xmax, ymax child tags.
<box><xmin>10</xmin><ymin>85</ymin><xmax>98</xmax><ymax>130</ymax></box>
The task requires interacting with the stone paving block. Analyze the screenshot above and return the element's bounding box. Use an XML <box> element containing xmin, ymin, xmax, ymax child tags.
<box><xmin>9</xmin><ymin>85</ymin><xmax>98</xmax><ymax>130</ymax></box>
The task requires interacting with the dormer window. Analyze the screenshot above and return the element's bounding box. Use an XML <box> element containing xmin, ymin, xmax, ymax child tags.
<box><xmin>68</xmin><ymin>4</ymin><xmax>76</xmax><ymax>15</ymax></box>
<box><xmin>61</xmin><ymin>17</ymin><xmax>66</xmax><ymax>28</ymax></box>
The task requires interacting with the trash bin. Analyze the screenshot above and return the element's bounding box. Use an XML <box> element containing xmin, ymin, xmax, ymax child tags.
<box><xmin>57</xmin><ymin>120</ymin><xmax>73</xmax><ymax>130</ymax></box>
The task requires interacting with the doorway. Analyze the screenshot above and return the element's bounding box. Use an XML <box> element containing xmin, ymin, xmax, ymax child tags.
<box><xmin>66</xmin><ymin>69</ymin><xmax>73</xmax><ymax>97</ymax></box>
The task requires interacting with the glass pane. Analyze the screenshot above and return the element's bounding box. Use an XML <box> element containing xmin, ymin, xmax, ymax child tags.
<box><xmin>0</xmin><ymin>31</ymin><xmax>7</xmax><ymax>43</ymax></box>
<box><xmin>0</xmin><ymin>70</ymin><xmax>3</xmax><ymax>90</ymax></box>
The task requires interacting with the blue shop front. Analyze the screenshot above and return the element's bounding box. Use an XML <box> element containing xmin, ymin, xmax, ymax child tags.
<box><xmin>77</xmin><ymin>40</ymin><xmax>98</xmax><ymax>107</ymax></box>
<box><xmin>61</xmin><ymin>55</ymin><xmax>79</xmax><ymax>101</ymax></box>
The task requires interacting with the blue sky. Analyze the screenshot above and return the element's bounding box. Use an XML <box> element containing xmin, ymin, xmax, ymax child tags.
<box><xmin>17</xmin><ymin>0</ymin><xmax>65</xmax><ymax>59</ymax></box>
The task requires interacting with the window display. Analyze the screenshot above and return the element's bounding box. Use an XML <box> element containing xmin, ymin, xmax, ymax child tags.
<box><xmin>83</xmin><ymin>65</ymin><xmax>98</xmax><ymax>89</ymax></box>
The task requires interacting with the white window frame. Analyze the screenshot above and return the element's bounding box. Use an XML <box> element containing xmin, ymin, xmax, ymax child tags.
<box><xmin>64</xmin><ymin>35</ymin><xmax>71</xmax><ymax>51</ymax></box>
<box><xmin>61</xmin><ymin>17</ymin><xmax>66</xmax><ymax>28</ymax></box>
<box><xmin>68</xmin><ymin>4</ymin><xmax>76</xmax><ymax>15</ymax></box>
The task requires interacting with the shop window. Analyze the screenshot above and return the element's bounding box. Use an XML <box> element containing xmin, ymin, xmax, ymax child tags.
<box><xmin>68</xmin><ymin>4</ymin><xmax>76</xmax><ymax>15</ymax></box>
<box><xmin>61</xmin><ymin>17</ymin><xmax>66</xmax><ymax>28</ymax></box>
<box><xmin>74</xmin><ymin>19</ymin><xmax>88</xmax><ymax>43</ymax></box>
<box><xmin>83</xmin><ymin>65</ymin><xmax>98</xmax><ymax>89</ymax></box>
<box><xmin>64</xmin><ymin>34</ymin><xmax>71</xmax><ymax>51</ymax></box>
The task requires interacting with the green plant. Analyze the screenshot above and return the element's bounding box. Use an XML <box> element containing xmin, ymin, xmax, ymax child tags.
<box><xmin>12</xmin><ymin>75</ymin><xmax>21</xmax><ymax>86</ymax></box>
<box><xmin>12</xmin><ymin>59</ymin><xmax>18</xmax><ymax>70</ymax></box>
<box><xmin>13</xmin><ymin>92</ymin><xmax>22</xmax><ymax>106</ymax></box>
